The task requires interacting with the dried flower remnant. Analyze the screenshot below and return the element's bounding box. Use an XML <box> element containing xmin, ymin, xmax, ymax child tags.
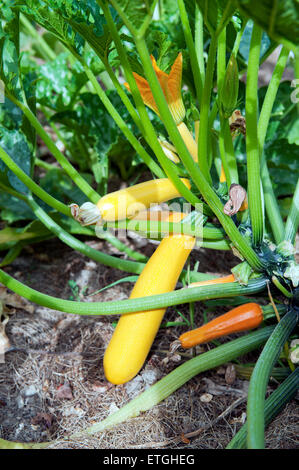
<box><xmin>223</xmin><ymin>184</ymin><xmax>247</xmax><ymax>216</ymax></box>
<box><xmin>229</xmin><ymin>110</ymin><xmax>246</xmax><ymax>138</ymax></box>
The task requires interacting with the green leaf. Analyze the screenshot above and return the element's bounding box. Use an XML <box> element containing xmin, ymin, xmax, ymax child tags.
<box><xmin>194</xmin><ymin>0</ymin><xmax>236</xmax><ymax>33</ymax></box>
<box><xmin>0</xmin><ymin>7</ymin><xmax>36</xmax><ymax>156</ymax></box>
<box><xmin>236</xmin><ymin>0</ymin><xmax>299</xmax><ymax>51</ymax></box>
<box><xmin>238</xmin><ymin>19</ymin><xmax>273</xmax><ymax>64</ymax></box>
<box><xmin>0</xmin><ymin>127</ymin><xmax>32</xmax><ymax>194</ymax></box>
<box><xmin>35</xmin><ymin>52</ymin><xmax>87</xmax><ymax>111</ymax></box>
<box><xmin>0</xmin><ymin>192</ymin><xmax>33</xmax><ymax>223</ymax></box>
<box><xmin>42</xmin><ymin>0</ymin><xmax>120</xmax><ymax>60</ymax></box>
<box><xmin>110</xmin><ymin>0</ymin><xmax>157</xmax><ymax>37</ymax></box>
<box><xmin>39</xmin><ymin>168</ymin><xmax>91</xmax><ymax>206</ymax></box>
<box><xmin>17</xmin><ymin>0</ymin><xmax>84</xmax><ymax>54</ymax></box>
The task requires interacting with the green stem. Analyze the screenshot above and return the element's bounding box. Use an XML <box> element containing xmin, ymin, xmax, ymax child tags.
<box><xmin>34</xmin><ymin>157</ymin><xmax>63</xmax><ymax>173</ymax></box>
<box><xmin>194</xmin><ymin>5</ymin><xmax>205</xmax><ymax>87</ymax></box>
<box><xmin>197</xmin><ymin>34</ymin><xmax>218</xmax><ymax>178</ymax></box>
<box><xmin>0</xmin><ymin>145</ymin><xmax>71</xmax><ymax>216</ymax></box>
<box><xmin>0</xmin><ymin>269</ymin><xmax>267</xmax><ymax>316</ymax></box>
<box><xmin>178</xmin><ymin>0</ymin><xmax>203</xmax><ymax>104</ymax></box>
<box><xmin>217</xmin><ymin>28</ymin><xmax>227</xmax><ymax>97</ymax></box>
<box><xmin>217</xmin><ymin>29</ymin><xmax>234</xmax><ymax>186</ymax></box>
<box><xmin>227</xmin><ymin>367</ymin><xmax>299</xmax><ymax>449</ymax></box>
<box><xmin>97</xmin><ymin>229</ymin><xmax>148</xmax><ymax>263</ymax></box>
<box><xmin>257</xmin><ymin>47</ymin><xmax>290</xmax><ymax>244</ymax></box>
<box><xmin>246</xmin><ymin>308</ymin><xmax>298</xmax><ymax>449</ymax></box>
<box><xmin>25</xmin><ymin>196</ymin><xmax>145</xmax><ymax>275</ymax></box>
<box><xmin>196</xmin><ymin>238</ymin><xmax>231</xmax><ymax>250</ymax></box>
<box><xmin>6</xmin><ymin>91</ymin><xmax>100</xmax><ymax>204</ymax></box>
<box><xmin>231</xmin><ymin>20</ymin><xmax>247</xmax><ymax>57</ymax></box>
<box><xmin>71</xmin><ymin>326</ymin><xmax>274</xmax><ymax>438</ymax></box>
<box><xmin>284</xmin><ymin>178</ymin><xmax>299</xmax><ymax>244</ymax></box>
<box><xmin>245</xmin><ymin>24</ymin><xmax>264</xmax><ymax>246</ymax></box>
<box><xmin>0</xmin><ymin>181</ymin><xmax>28</xmax><ymax>203</ymax></box>
<box><xmin>223</xmin><ymin>118</ymin><xmax>238</xmax><ymax>184</ymax></box>
<box><xmin>106</xmin><ymin>219</ymin><xmax>225</xmax><ymax>240</ymax></box>
<box><xmin>20</xmin><ymin>13</ymin><xmax>56</xmax><ymax>61</ymax></box>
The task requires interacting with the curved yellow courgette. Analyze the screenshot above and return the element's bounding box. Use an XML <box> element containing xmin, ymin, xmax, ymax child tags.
<box><xmin>96</xmin><ymin>178</ymin><xmax>191</xmax><ymax>221</ymax></box>
<box><xmin>103</xmin><ymin>213</ymin><xmax>195</xmax><ymax>384</ymax></box>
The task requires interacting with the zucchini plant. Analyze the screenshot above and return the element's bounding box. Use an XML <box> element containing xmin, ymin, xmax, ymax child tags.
<box><xmin>0</xmin><ymin>0</ymin><xmax>298</xmax><ymax>449</ymax></box>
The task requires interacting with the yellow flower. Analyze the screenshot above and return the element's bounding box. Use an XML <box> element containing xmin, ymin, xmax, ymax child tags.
<box><xmin>124</xmin><ymin>53</ymin><xmax>185</xmax><ymax>125</ymax></box>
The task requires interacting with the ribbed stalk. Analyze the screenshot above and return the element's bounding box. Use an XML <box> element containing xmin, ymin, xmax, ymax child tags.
<box><xmin>177</xmin><ymin>0</ymin><xmax>203</xmax><ymax>104</ymax></box>
<box><xmin>258</xmin><ymin>46</ymin><xmax>289</xmax><ymax>244</ymax></box>
<box><xmin>227</xmin><ymin>367</ymin><xmax>299</xmax><ymax>449</ymax></box>
<box><xmin>245</xmin><ymin>24</ymin><xmax>264</xmax><ymax>245</ymax></box>
<box><xmin>246</xmin><ymin>309</ymin><xmax>298</xmax><ymax>448</ymax></box>
<box><xmin>0</xmin><ymin>269</ymin><xmax>267</xmax><ymax>316</ymax></box>
<box><xmin>284</xmin><ymin>178</ymin><xmax>299</xmax><ymax>244</ymax></box>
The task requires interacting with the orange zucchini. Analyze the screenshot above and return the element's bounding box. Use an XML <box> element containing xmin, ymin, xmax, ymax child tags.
<box><xmin>179</xmin><ymin>303</ymin><xmax>263</xmax><ymax>349</ymax></box>
<box><xmin>188</xmin><ymin>274</ymin><xmax>235</xmax><ymax>288</ymax></box>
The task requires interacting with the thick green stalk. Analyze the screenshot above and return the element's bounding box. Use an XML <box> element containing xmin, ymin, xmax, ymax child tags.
<box><xmin>223</xmin><ymin>118</ymin><xmax>238</xmax><ymax>184</ymax></box>
<box><xmin>219</xmin><ymin>115</ymin><xmax>239</xmax><ymax>188</ymax></box>
<box><xmin>245</xmin><ymin>24</ymin><xmax>264</xmax><ymax>245</ymax></box>
<box><xmin>5</xmin><ymin>91</ymin><xmax>100</xmax><ymax>204</ymax></box>
<box><xmin>71</xmin><ymin>326</ymin><xmax>275</xmax><ymax>437</ymax></box>
<box><xmin>196</xmin><ymin>238</ymin><xmax>231</xmax><ymax>250</ymax></box>
<box><xmin>284</xmin><ymin>178</ymin><xmax>299</xmax><ymax>244</ymax></box>
<box><xmin>194</xmin><ymin>5</ymin><xmax>205</xmax><ymax>87</ymax></box>
<box><xmin>217</xmin><ymin>28</ymin><xmax>227</xmax><ymax>96</ymax></box>
<box><xmin>217</xmin><ymin>29</ymin><xmax>232</xmax><ymax>186</ymax></box>
<box><xmin>106</xmin><ymin>219</ymin><xmax>225</xmax><ymax>240</ymax></box>
<box><xmin>0</xmin><ymin>145</ymin><xmax>71</xmax><ymax>216</ymax></box>
<box><xmin>178</xmin><ymin>0</ymin><xmax>203</xmax><ymax>104</ymax></box>
<box><xmin>246</xmin><ymin>309</ymin><xmax>298</xmax><ymax>449</ymax></box>
<box><xmin>197</xmin><ymin>34</ymin><xmax>218</xmax><ymax>178</ymax></box>
<box><xmin>134</xmin><ymin>37</ymin><xmax>264</xmax><ymax>271</ymax></box>
<box><xmin>0</xmin><ymin>269</ymin><xmax>267</xmax><ymax>316</ymax></box>
<box><xmin>258</xmin><ymin>47</ymin><xmax>290</xmax><ymax>244</ymax></box>
<box><xmin>227</xmin><ymin>367</ymin><xmax>299</xmax><ymax>449</ymax></box>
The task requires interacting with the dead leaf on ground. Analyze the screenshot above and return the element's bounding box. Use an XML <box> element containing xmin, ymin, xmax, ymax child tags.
<box><xmin>0</xmin><ymin>286</ymin><xmax>34</xmax><ymax>314</ymax></box>
<box><xmin>56</xmin><ymin>382</ymin><xmax>74</xmax><ymax>400</ymax></box>
<box><xmin>31</xmin><ymin>412</ymin><xmax>54</xmax><ymax>429</ymax></box>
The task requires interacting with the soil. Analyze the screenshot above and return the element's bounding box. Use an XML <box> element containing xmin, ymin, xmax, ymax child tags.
<box><xmin>0</xmin><ymin>233</ymin><xmax>298</xmax><ymax>449</ymax></box>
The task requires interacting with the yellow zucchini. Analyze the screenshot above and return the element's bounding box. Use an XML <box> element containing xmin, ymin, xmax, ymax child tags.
<box><xmin>96</xmin><ymin>178</ymin><xmax>191</xmax><ymax>221</ymax></box>
<box><xmin>103</xmin><ymin>213</ymin><xmax>195</xmax><ymax>384</ymax></box>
